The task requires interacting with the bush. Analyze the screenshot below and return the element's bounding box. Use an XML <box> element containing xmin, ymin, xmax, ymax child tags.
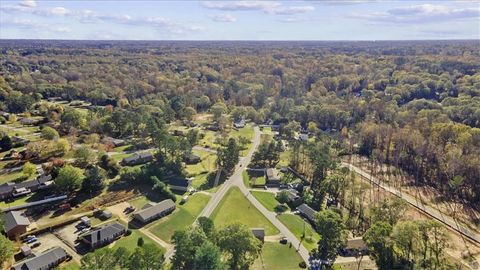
<box><xmin>125</xmin><ymin>229</ymin><xmax>132</xmax><ymax>236</ymax></box>
<box><xmin>299</xmin><ymin>261</ymin><xmax>307</xmax><ymax>268</ymax></box>
<box><xmin>274</xmin><ymin>204</ymin><xmax>288</xmax><ymax>213</ymax></box>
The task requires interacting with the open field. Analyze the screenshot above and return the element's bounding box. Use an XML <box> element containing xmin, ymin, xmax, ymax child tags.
<box><xmin>186</xmin><ymin>149</ymin><xmax>217</xmax><ymax>189</ymax></box>
<box><xmin>277</xmin><ymin>214</ymin><xmax>320</xmax><ymax>251</ymax></box>
<box><xmin>251</xmin><ymin>242</ymin><xmax>303</xmax><ymax>270</ymax></box>
<box><xmin>211</xmin><ymin>187</ymin><xmax>279</xmax><ymax>235</ymax></box>
<box><xmin>149</xmin><ymin>193</ymin><xmax>210</xmax><ymax>242</ymax></box>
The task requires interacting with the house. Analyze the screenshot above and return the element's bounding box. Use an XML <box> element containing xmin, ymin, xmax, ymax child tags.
<box><xmin>165</xmin><ymin>177</ymin><xmax>192</xmax><ymax>192</ymax></box>
<box><xmin>0</xmin><ymin>174</ymin><xmax>53</xmax><ymax>201</ymax></box>
<box><xmin>265</xmin><ymin>168</ymin><xmax>281</xmax><ymax>186</ymax></box>
<box><xmin>233</xmin><ymin>118</ymin><xmax>246</xmax><ymax>128</ymax></box>
<box><xmin>296</xmin><ymin>204</ymin><xmax>318</xmax><ymax>224</ymax></box>
<box><xmin>121</xmin><ymin>152</ymin><xmax>153</xmax><ymax>166</ymax></box>
<box><xmin>79</xmin><ymin>222</ymin><xmax>126</xmax><ymax>249</ymax></box>
<box><xmin>11</xmin><ymin>247</ymin><xmax>68</xmax><ymax>270</ymax></box>
<box><xmin>132</xmin><ymin>199</ymin><xmax>176</xmax><ymax>224</ymax></box>
<box><xmin>341</xmin><ymin>237</ymin><xmax>368</xmax><ymax>257</ymax></box>
<box><xmin>101</xmin><ymin>136</ymin><xmax>125</xmax><ymax>147</ymax></box>
<box><xmin>183</xmin><ymin>153</ymin><xmax>201</xmax><ymax>164</ymax></box>
<box><xmin>4</xmin><ymin>211</ymin><xmax>31</xmax><ymax>239</ymax></box>
<box><xmin>251</xmin><ymin>228</ymin><xmax>265</xmax><ymax>242</ymax></box>
<box><xmin>281</xmin><ymin>189</ymin><xmax>303</xmax><ymax>207</ymax></box>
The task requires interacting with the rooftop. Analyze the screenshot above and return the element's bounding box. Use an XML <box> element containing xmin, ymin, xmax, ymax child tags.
<box><xmin>12</xmin><ymin>247</ymin><xmax>67</xmax><ymax>270</ymax></box>
<box><xmin>133</xmin><ymin>199</ymin><xmax>175</xmax><ymax>221</ymax></box>
<box><xmin>3</xmin><ymin>210</ymin><xmax>30</xmax><ymax>232</ymax></box>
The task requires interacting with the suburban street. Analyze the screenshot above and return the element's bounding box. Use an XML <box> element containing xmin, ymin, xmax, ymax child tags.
<box><xmin>197</xmin><ymin>126</ymin><xmax>311</xmax><ymax>263</ymax></box>
<box><xmin>342</xmin><ymin>162</ymin><xmax>480</xmax><ymax>245</ymax></box>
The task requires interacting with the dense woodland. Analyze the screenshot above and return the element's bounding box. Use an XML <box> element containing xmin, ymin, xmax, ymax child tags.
<box><xmin>0</xmin><ymin>40</ymin><xmax>479</xmax><ymax>209</ymax></box>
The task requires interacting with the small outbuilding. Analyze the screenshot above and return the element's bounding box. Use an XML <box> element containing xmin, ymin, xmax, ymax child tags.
<box><xmin>265</xmin><ymin>168</ymin><xmax>281</xmax><ymax>186</ymax></box>
<box><xmin>20</xmin><ymin>245</ymin><xmax>32</xmax><ymax>256</ymax></box>
<box><xmin>251</xmin><ymin>228</ymin><xmax>265</xmax><ymax>242</ymax></box>
<box><xmin>80</xmin><ymin>216</ymin><xmax>91</xmax><ymax>227</ymax></box>
<box><xmin>99</xmin><ymin>210</ymin><xmax>112</xmax><ymax>220</ymax></box>
<box><xmin>296</xmin><ymin>204</ymin><xmax>318</xmax><ymax>224</ymax></box>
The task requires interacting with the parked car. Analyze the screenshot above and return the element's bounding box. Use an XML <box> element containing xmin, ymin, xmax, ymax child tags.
<box><xmin>30</xmin><ymin>242</ymin><xmax>41</xmax><ymax>248</ymax></box>
<box><xmin>279</xmin><ymin>237</ymin><xmax>288</xmax><ymax>244</ymax></box>
<box><xmin>80</xmin><ymin>228</ymin><xmax>90</xmax><ymax>234</ymax></box>
<box><xmin>26</xmin><ymin>237</ymin><xmax>37</xmax><ymax>244</ymax></box>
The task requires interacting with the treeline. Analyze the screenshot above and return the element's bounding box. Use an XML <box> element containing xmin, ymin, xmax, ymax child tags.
<box><xmin>0</xmin><ymin>40</ymin><xmax>478</xmax><ymax>205</ymax></box>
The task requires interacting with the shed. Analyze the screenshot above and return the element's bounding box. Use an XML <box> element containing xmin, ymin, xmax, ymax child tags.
<box><xmin>265</xmin><ymin>168</ymin><xmax>280</xmax><ymax>186</ymax></box>
<box><xmin>20</xmin><ymin>245</ymin><xmax>32</xmax><ymax>256</ymax></box>
<box><xmin>80</xmin><ymin>216</ymin><xmax>91</xmax><ymax>227</ymax></box>
<box><xmin>296</xmin><ymin>204</ymin><xmax>318</xmax><ymax>224</ymax></box>
<box><xmin>99</xmin><ymin>210</ymin><xmax>112</xmax><ymax>220</ymax></box>
<box><xmin>251</xmin><ymin>228</ymin><xmax>265</xmax><ymax>242</ymax></box>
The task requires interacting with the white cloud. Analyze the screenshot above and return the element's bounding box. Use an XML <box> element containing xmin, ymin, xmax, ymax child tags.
<box><xmin>210</xmin><ymin>14</ymin><xmax>237</xmax><ymax>22</ymax></box>
<box><xmin>202</xmin><ymin>1</ymin><xmax>314</xmax><ymax>15</ymax></box>
<box><xmin>19</xmin><ymin>0</ymin><xmax>37</xmax><ymax>8</ymax></box>
<box><xmin>49</xmin><ymin>7</ymin><xmax>70</xmax><ymax>16</ymax></box>
<box><xmin>349</xmin><ymin>4</ymin><xmax>479</xmax><ymax>24</ymax></box>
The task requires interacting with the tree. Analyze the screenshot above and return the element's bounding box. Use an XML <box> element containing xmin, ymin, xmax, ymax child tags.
<box><xmin>0</xmin><ymin>135</ymin><xmax>12</xmax><ymax>151</ymax></box>
<box><xmin>81</xmin><ymin>248</ymin><xmax>119</xmax><ymax>270</ymax></box>
<box><xmin>182</xmin><ymin>106</ymin><xmax>196</xmax><ymax>121</ymax></box>
<box><xmin>41</xmin><ymin>126</ymin><xmax>59</xmax><ymax>140</ymax></box>
<box><xmin>171</xmin><ymin>228</ymin><xmax>208</xmax><ymax>270</ymax></box>
<box><xmin>22</xmin><ymin>162</ymin><xmax>36</xmax><ymax>178</ymax></box>
<box><xmin>81</xmin><ymin>166</ymin><xmax>106</xmax><ymax>195</ymax></box>
<box><xmin>217</xmin><ymin>223</ymin><xmax>262</xmax><ymax>270</ymax></box>
<box><xmin>216</xmin><ymin>138</ymin><xmax>239</xmax><ymax>175</ymax></box>
<box><xmin>198</xmin><ymin>216</ymin><xmax>215</xmax><ymax>238</ymax></box>
<box><xmin>370</xmin><ymin>198</ymin><xmax>407</xmax><ymax>226</ymax></box>
<box><xmin>314</xmin><ymin>209</ymin><xmax>346</xmax><ymax>261</ymax></box>
<box><xmin>193</xmin><ymin>241</ymin><xmax>225</xmax><ymax>270</ymax></box>
<box><xmin>54</xmin><ymin>165</ymin><xmax>84</xmax><ymax>192</ymax></box>
<box><xmin>0</xmin><ymin>234</ymin><xmax>14</xmax><ymax>269</ymax></box>
<box><xmin>129</xmin><ymin>244</ymin><xmax>165</xmax><ymax>270</ymax></box>
<box><xmin>364</xmin><ymin>222</ymin><xmax>395</xmax><ymax>270</ymax></box>
<box><xmin>74</xmin><ymin>146</ymin><xmax>97</xmax><ymax>168</ymax></box>
<box><xmin>276</xmin><ymin>190</ymin><xmax>290</xmax><ymax>204</ymax></box>
<box><xmin>137</xmin><ymin>237</ymin><xmax>145</xmax><ymax>247</ymax></box>
<box><xmin>211</xmin><ymin>102</ymin><xmax>227</xmax><ymax>123</ymax></box>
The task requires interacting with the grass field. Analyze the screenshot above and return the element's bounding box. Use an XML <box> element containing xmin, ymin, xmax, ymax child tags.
<box><xmin>251</xmin><ymin>191</ymin><xmax>279</xmax><ymax>212</ymax></box>
<box><xmin>111</xmin><ymin>229</ymin><xmax>165</xmax><ymax>253</ymax></box>
<box><xmin>211</xmin><ymin>187</ymin><xmax>279</xmax><ymax>235</ymax></box>
<box><xmin>229</xmin><ymin>126</ymin><xmax>254</xmax><ymax>155</ymax></box>
<box><xmin>128</xmin><ymin>196</ymin><xmax>150</xmax><ymax>209</ymax></box>
<box><xmin>149</xmin><ymin>193</ymin><xmax>210</xmax><ymax>242</ymax></box>
<box><xmin>251</xmin><ymin>242</ymin><xmax>303</xmax><ymax>270</ymax></box>
<box><xmin>0</xmin><ymin>194</ymin><xmax>33</xmax><ymax>209</ymax></box>
<box><xmin>0</xmin><ymin>170</ymin><xmax>26</xmax><ymax>184</ymax></box>
<box><xmin>277</xmin><ymin>214</ymin><xmax>320</xmax><ymax>251</ymax></box>
<box><xmin>59</xmin><ymin>261</ymin><xmax>80</xmax><ymax>270</ymax></box>
<box><xmin>198</xmin><ymin>130</ymin><xmax>221</xmax><ymax>149</ymax></box>
<box><xmin>186</xmin><ymin>149</ymin><xmax>217</xmax><ymax>189</ymax></box>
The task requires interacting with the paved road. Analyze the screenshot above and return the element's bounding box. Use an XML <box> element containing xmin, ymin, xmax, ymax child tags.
<box><xmin>342</xmin><ymin>162</ymin><xmax>480</xmax><ymax>246</ymax></box>
<box><xmin>197</xmin><ymin>126</ymin><xmax>311</xmax><ymax>263</ymax></box>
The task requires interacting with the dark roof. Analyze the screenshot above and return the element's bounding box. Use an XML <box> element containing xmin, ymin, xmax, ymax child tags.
<box><xmin>266</xmin><ymin>168</ymin><xmax>280</xmax><ymax>181</ymax></box>
<box><xmin>297</xmin><ymin>204</ymin><xmax>318</xmax><ymax>222</ymax></box>
<box><xmin>122</xmin><ymin>152</ymin><xmax>153</xmax><ymax>163</ymax></box>
<box><xmin>251</xmin><ymin>228</ymin><xmax>265</xmax><ymax>239</ymax></box>
<box><xmin>286</xmin><ymin>189</ymin><xmax>300</xmax><ymax>201</ymax></box>
<box><xmin>166</xmin><ymin>177</ymin><xmax>192</xmax><ymax>188</ymax></box>
<box><xmin>80</xmin><ymin>222</ymin><xmax>125</xmax><ymax>246</ymax></box>
<box><xmin>12</xmin><ymin>247</ymin><xmax>67</xmax><ymax>270</ymax></box>
<box><xmin>3</xmin><ymin>211</ymin><xmax>30</xmax><ymax>232</ymax></box>
<box><xmin>133</xmin><ymin>199</ymin><xmax>175</xmax><ymax>221</ymax></box>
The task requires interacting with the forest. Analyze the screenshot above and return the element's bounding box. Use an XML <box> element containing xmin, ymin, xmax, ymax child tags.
<box><xmin>0</xmin><ymin>39</ymin><xmax>479</xmax><ymax>209</ymax></box>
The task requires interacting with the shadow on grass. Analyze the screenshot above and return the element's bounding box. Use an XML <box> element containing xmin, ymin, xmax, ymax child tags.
<box><xmin>197</xmin><ymin>171</ymin><xmax>227</xmax><ymax>191</ymax></box>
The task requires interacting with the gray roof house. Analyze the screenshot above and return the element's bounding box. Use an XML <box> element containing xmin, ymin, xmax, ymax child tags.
<box><xmin>265</xmin><ymin>168</ymin><xmax>280</xmax><ymax>186</ymax></box>
<box><xmin>101</xmin><ymin>137</ymin><xmax>126</xmax><ymax>147</ymax></box>
<box><xmin>11</xmin><ymin>247</ymin><xmax>68</xmax><ymax>270</ymax></box>
<box><xmin>133</xmin><ymin>199</ymin><xmax>176</xmax><ymax>224</ymax></box>
<box><xmin>165</xmin><ymin>177</ymin><xmax>192</xmax><ymax>192</ymax></box>
<box><xmin>296</xmin><ymin>204</ymin><xmax>318</xmax><ymax>224</ymax></box>
<box><xmin>80</xmin><ymin>222</ymin><xmax>125</xmax><ymax>249</ymax></box>
<box><xmin>121</xmin><ymin>152</ymin><xmax>153</xmax><ymax>166</ymax></box>
<box><xmin>4</xmin><ymin>211</ymin><xmax>31</xmax><ymax>239</ymax></box>
<box><xmin>0</xmin><ymin>174</ymin><xmax>53</xmax><ymax>201</ymax></box>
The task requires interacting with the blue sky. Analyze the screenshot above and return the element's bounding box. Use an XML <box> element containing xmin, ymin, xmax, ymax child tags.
<box><xmin>0</xmin><ymin>0</ymin><xmax>479</xmax><ymax>40</ymax></box>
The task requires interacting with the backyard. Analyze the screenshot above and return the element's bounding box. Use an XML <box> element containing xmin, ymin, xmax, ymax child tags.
<box><xmin>277</xmin><ymin>214</ymin><xmax>320</xmax><ymax>251</ymax></box>
<box><xmin>251</xmin><ymin>242</ymin><xmax>303</xmax><ymax>270</ymax></box>
<box><xmin>251</xmin><ymin>191</ymin><xmax>279</xmax><ymax>212</ymax></box>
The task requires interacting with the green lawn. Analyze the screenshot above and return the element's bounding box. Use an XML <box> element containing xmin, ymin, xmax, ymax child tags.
<box><xmin>277</xmin><ymin>214</ymin><xmax>320</xmax><ymax>251</ymax></box>
<box><xmin>149</xmin><ymin>193</ymin><xmax>210</xmax><ymax>242</ymax></box>
<box><xmin>186</xmin><ymin>149</ymin><xmax>217</xmax><ymax>174</ymax></box>
<box><xmin>0</xmin><ymin>170</ymin><xmax>31</xmax><ymax>185</ymax></box>
<box><xmin>198</xmin><ymin>130</ymin><xmax>221</xmax><ymax>149</ymax></box>
<box><xmin>229</xmin><ymin>126</ymin><xmax>254</xmax><ymax>156</ymax></box>
<box><xmin>0</xmin><ymin>194</ymin><xmax>33</xmax><ymax>209</ymax></box>
<box><xmin>113</xmin><ymin>145</ymin><xmax>131</xmax><ymax>152</ymax></box>
<box><xmin>251</xmin><ymin>242</ymin><xmax>304</xmax><ymax>270</ymax></box>
<box><xmin>251</xmin><ymin>191</ymin><xmax>278</xmax><ymax>212</ymax></box>
<box><xmin>111</xmin><ymin>153</ymin><xmax>132</xmax><ymax>162</ymax></box>
<box><xmin>278</xmin><ymin>150</ymin><xmax>292</xmax><ymax>167</ymax></box>
<box><xmin>242</xmin><ymin>171</ymin><xmax>250</xmax><ymax>187</ymax></box>
<box><xmin>211</xmin><ymin>187</ymin><xmax>279</xmax><ymax>235</ymax></box>
<box><xmin>111</xmin><ymin>229</ymin><xmax>165</xmax><ymax>253</ymax></box>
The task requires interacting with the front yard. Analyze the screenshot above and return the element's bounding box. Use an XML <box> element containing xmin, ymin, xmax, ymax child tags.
<box><xmin>251</xmin><ymin>242</ymin><xmax>303</xmax><ymax>270</ymax></box>
<box><xmin>211</xmin><ymin>187</ymin><xmax>279</xmax><ymax>235</ymax></box>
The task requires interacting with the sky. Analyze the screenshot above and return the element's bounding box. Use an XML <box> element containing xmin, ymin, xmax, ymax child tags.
<box><xmin>0</xmin><ymin>0</ymin><xmax>479</xmax><ymax>40</ymax></box>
